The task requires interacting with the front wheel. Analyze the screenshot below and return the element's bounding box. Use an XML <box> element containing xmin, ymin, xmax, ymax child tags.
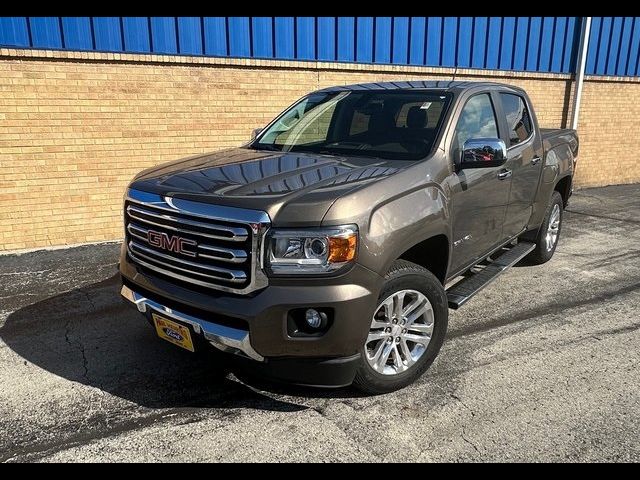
<box><xmin>353</xmin><ymin>260</ymin><xmax>448</xmax><ymax>394</ymax></box>
<box><xmin>525</xmin><ymin>191</ymin><xmax>564</xmax><ymax>265</ymax></box>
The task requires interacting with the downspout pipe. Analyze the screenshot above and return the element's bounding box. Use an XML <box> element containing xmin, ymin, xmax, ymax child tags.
<box><xmin>571</xmin><ymin>17</ymin><xmax>592</xmax><ymax>131</ymax></box>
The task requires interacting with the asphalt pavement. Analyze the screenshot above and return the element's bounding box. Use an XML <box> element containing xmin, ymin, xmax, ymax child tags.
<box><xmin>0</xmin><ymin>184</ymin><xmax>638</xmax><ymax>462</ymax></box>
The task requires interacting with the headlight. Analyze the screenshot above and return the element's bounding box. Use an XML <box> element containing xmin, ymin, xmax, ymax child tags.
<box><xmin>265</xmin><ymin>225</ymin><xmax>358</xmax><ymax>275</ymax></box>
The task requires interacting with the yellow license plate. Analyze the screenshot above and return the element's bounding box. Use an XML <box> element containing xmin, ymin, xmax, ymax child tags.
<box><xmin>152</xmin><ymin>313</ymin><xmax>195</xmax><ymax>352</ymax></box>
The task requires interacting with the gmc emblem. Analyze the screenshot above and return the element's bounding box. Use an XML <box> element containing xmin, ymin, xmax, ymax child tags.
<box><xmin>147</xmin><ymin>230</ymin><xmax>197</xmax><ymax>257</ymax></box>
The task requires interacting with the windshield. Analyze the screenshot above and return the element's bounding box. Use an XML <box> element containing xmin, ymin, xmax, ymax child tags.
<box><xmin>251</xmin><ymin>90</ymin><xmax>451</xmax><ymax>161</ymax></box>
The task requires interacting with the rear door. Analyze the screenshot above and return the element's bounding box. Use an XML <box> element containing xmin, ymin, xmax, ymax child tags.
<box><xmin>448</xmin><ymin>92</ymin><xmax>512</xmax><ymax>274</ymax></box>
<box><xmin>497</xmin><ymin>92</ymin><xmax>544</xmax><ymax>238</ymax></box>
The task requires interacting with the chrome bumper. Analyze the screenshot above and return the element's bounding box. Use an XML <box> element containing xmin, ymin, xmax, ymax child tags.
<box><xmin>120</xmin><ymin>285</ymin><xmax>264</xmax><ymax>362</ymax></box>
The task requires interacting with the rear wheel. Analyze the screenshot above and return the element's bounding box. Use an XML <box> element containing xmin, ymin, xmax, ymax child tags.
<box><xmin>353</xmin><ymin>260</ymin><xmax>448</xmax><ymax>394</ymax></box>
<box><xmin>526</xmin><ymin>191</ymin><xmax>564</xmax><ymax>265</ymax></box>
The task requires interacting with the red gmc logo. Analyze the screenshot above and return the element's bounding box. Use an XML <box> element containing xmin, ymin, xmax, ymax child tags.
<box><xmin>147</xmin><ymin>230</ymin><xmax>197</xmax><ymax>257</ymax></box>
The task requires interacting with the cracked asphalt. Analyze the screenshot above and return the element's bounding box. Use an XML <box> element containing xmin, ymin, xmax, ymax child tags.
<box><xmin>0</xmin><ymin>184</ymin><xmax>639</xmax><ymax>463</ymax></box>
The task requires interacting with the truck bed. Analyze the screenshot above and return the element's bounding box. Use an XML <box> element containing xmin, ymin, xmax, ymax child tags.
<box><xmin>540</xmin><ymin>128</ymin><xmax>579</xmax><ymax>155</ymax></box>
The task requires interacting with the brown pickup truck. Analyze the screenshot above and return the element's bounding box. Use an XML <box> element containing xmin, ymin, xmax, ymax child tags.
<box><xmin>120</xmin><ymin>81</ymin><xmax>578</xmax><ymax>393</ymax></box>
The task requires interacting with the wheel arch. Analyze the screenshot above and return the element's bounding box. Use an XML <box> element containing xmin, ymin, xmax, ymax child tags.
<box><xmin>397</xmin><ymin>234</ymin><xmax>450</xmax><ymax>284</ymax></box>
<box><xmin>554</xmin><ymin>175</ymin><xmax>572</xmax><ymax>208</ymax></box>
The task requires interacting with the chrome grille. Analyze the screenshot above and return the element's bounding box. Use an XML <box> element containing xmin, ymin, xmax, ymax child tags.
<box><xmin>124</xmin><ymin>189</ymin><xmax>270</xmax><ymax>294</ymax></box>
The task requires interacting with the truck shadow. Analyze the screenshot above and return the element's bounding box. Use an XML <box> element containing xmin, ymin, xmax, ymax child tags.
<box><xmin>0</xmin><ymin>273</ymin><xmax>345</xmax><ymax>412</ymax></box>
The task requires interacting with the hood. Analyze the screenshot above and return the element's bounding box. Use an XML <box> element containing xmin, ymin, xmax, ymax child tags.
<box><xmin>130</xmin><ymin>147</ymin><xmax>408</xmax><ymax>225</ymax></box>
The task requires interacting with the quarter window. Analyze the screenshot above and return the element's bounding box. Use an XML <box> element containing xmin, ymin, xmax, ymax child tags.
<box><xmin>500</xmin><ymin>93</ymin><xmax>533</xmax><ymax>146</ymax></box>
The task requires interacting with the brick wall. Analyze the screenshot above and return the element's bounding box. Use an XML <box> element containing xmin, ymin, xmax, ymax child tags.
<box><xmin>1</xmin><ymin>49</ymin><xmax>639</xmax><ymax>251</ymax></box>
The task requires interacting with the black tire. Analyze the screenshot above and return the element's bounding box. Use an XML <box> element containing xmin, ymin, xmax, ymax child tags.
<box><xmin>526</xmin><ymin>191</ymin><xmax>564</xmax><ymax>265</ymax></box>
<box><xmin>352</xmin><ymin>260</ymin><xmax>448</xmax><ymax>395</ymax></box>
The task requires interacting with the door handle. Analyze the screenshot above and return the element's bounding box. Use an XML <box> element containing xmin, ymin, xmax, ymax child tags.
<box><xmin>531</xmin><ymin>156</ymin><xmax>542</xmax><ymax>165</ymax></box>
<box><xmin>497</xmin><ymin>169</ymin><xmax>512</xmax><ymax>180</ymax></box>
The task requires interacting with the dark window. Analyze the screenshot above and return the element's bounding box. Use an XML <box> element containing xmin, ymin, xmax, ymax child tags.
<box><xmin>253</xmin><ymin>91</ymin><xmax>452</xmax><ymax>161</ymax></box>
<box><xmin>452</xmin><ymin>94</ymin><xmax>499</xmax><ymax>156</ymax></box>
<box><xmin>501</xmin><ymin>93</ymin><xmax>533</xmax><ymax>146</ymax></box>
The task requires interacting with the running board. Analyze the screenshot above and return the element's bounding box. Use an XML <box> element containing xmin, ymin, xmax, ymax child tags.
<box><xmin>446</xmin><ymin>242</ymin><xmax>536</xmax><ymax>310</ymax></box>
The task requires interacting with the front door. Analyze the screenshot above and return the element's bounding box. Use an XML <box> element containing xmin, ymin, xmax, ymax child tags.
<box><xmin>449</xmin><ymin>93</ymin><xmax>512</xmax><ymax>274</ymax></box>
<box><xmin>498</xmin><ymin>92</ymin><xmax>544</xmax><ymax>239</ymax></box>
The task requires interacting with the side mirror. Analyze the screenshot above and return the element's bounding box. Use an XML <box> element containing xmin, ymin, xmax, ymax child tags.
<box><xmin>251</xmin><ymin>128</ymin><xmax>263</xmax><ymax>141</ymax></box>
<box><xmin>459</xmin><ymin>138</ymin><xmax>507</xmax><ymax>169</ymax></box>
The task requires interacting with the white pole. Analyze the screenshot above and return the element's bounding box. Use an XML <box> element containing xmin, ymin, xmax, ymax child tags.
<box><xmin>571</xmin><ymin>17</ymin><xmax>592</xmax><ymax>131</ymax></box>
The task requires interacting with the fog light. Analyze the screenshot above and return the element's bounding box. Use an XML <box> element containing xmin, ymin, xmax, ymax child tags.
<box><xmin>305</xmin><ymin>309</ymin><xmax>324</xmax><ymax>329</ymax></box>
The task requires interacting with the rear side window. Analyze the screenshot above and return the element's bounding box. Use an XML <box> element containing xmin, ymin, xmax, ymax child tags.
<box><xmin>500</xmin><ymin>93</ymin><xmax>533</xmax><ymax>146</ymax></box>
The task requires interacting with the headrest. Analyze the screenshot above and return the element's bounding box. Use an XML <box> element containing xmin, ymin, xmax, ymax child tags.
<box><xmin>407</xmin><ymin>106</ymin><xmax>427</xmax><ymax>129</ymax></box>
<box><xmin>368</xmin><ymin>110</ymin><xmax>394</xmax><ymax>132</ymax></box>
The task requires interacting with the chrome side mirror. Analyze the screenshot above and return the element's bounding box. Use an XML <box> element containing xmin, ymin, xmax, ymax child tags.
<box><xmin>251</xmin><ymin>128</ymin><xmax>263</xmax><ymax>141</ymax></box>
<box><xmin>459</xmin><ymin>138</ymin><xmax>507</xmax><ymax>169</ymax></box>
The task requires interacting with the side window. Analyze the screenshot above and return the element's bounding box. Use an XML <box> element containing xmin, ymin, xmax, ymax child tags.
<box><xmin>500</xmin><ymin>93</ymin><xmax>532</xmax><ymax>146</ymax></box>
<box><xmin>453</xmin><ymin>94</ymin><xmax>499</xmax><ymax>155</ymax></box>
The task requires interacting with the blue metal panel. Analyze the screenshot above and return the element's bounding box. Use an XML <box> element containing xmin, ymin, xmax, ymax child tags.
<box><xmin>356</xmin><ymin>17</ymin><xmax>374</xmax><ymax>63</ymax></box>
<box><xmin>606</xmin><ymin>17</ymin><xmax>624</xmax><ymax>75</ymax></box>
<box><xmin>456</xmin><ymin>17</ymin><xmax>472</xmax><ymax>68</ymax></box>
<box><xmin>526</xmin><ymin>17</ymin><xmax>542</xmax><ymax>71</ymax></box>
<box><xmin>563</xmin><ymin>17</ymin><xmax>578</xmax><ymax>73</ymax></box>
<box><xmin>92</xmin><ymin>17</ymin><xmax>122</xmax><ymax>52</ymax></box>
<box><xmin>392</xmin><ymin>17</ymin><xmax>409</xmax><ymax>65</ymax></box>
<box><xmin>0</xmin><ymin>17</ymin><xmax>29</xmax><ymax>47</ymax></box>
<box><xmin>626</xmin><ymin>18</ymin><xmax>640</xmax><ymax>75</ymax></box>
<box><xmin>274</xmin><ymin>17</ymin><xmax>294</xmax><ymax>59</ymax></box>
<box><xmin>409</xmin><ymin>17</ymin><xmax>426</xmax><ymax>66</ymax></box>
<box><xmin>203</xmin><ymin>17</ymin><xmax>227</xmax><ymax>57</ymax></box>
<box><xmin>150</xmin><ymin>17</ymin><xmax>178</xmax><ymax>54</ymax></box>
<box><xmin>228</xmin><ymin>17</ymin><xmax>250</xmax><ymax>57</ymax></box>
<box><xmin>29</xmin><ymin>17</ymin><xmax>62</xmax><ymax>49</ymax></box>
<box><xmin>500</xmin><ymin>17</ymin><xmax>516</xmax><ymax>70</ymax></box>
<box><xmin>177</xmin><ymin>17</ymin><xmax>202</xmax><ymax>55</ymax></box>
<box><xmin>425</xmin><ymin>17</ymin><xmax>442</xmax><ymax>66</ymax></box>
<box><xmin>537</xmin><ymin>17</ymin><xmax>554</xmax><ymax>71</ymax></box>
<box><xmin>512</xmin><ymin>17</ymin><xmax>529</xmax><ymax>71</ymax></box>
<box><xmin>586</xmin><ymin>17</ymin><xmax>601</xmax><ymax>74</ymax></box>
<box><xmin>317</xmin><ymin>17</ymin><xmax>335</xmax><ymax>61</ymax></box>
<box><xmin>61</xmin><ymin>17</ymin><xmax>92</xmax><ymax>50</ymax></box>
<box><xmin>337</xmin><ymin>17</ymin><xmax>355</xmax><ymax>62</ymax></box>
<box><xmin>486</xmin><ymin>17</ymin><xmax>501</xmax><ymax>70</ymax></box>
<box><xmin>251</xmin><ymin>17</ymin><xmax>272</xmax><ymax>58</ymax></box>
<box><xmin>374</xmin><ymin>17</ymin><xmax>392</xmax><ymax>64</ymax></box>
<box><xmin>471</xmin><ymin>17</ymin><xmax>488</xmax><ymax>69</ymax></box>
<box><xmin>297</xmin><ymin>17</ymin><xmax>315</xmax><ymax>60</ymax></box>
<box><xmin>441</xmin><ymin>17</ymin><xmax>457</xmax><ymax>67</ymax></box>
<box><xmin>595</xmin><ymin>17</ymin><xmax>612</xmax><ymax>75</ymax></box>
<box><xmin>550</xmin><ymin>17</ymin><xmax>567</xmax><ymax>72</ymax></box>
<box><xmin>122</xmin><ymin>17</ymin><xmax>150</xmax><ymax>53</ymax></box>
<box><xmin>616</xmin><ymin>17</ymin><xmax>634</xmax><ymax>76</ymax></box>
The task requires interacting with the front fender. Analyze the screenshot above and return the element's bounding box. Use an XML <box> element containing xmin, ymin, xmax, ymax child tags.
<box><xmin>362</xmin><ymin>185</ymin><xmax>450</xmax><ymax>276</ymax></box>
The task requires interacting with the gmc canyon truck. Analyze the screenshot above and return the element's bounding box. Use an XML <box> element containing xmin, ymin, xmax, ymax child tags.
<box><xmin>120</xmin><ymin>81</ymin><xmax>578</xmax><ymax>393</ymax></box>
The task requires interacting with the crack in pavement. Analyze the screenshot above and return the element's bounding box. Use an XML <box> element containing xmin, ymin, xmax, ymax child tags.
<box><xmin>61</xmin><ymin>290</ymin><xmax>97</xmax><ymax>383</ymax></box>
<box><xmin>305</xmin><ymin>402</ymin><xmax>382</xmax><ymax>461</ymax></box>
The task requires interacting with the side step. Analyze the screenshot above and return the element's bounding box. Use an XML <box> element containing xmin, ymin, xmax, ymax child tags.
<box><xmin>446</xmin><ymin>242</ymin><xmax>536</xmax><ymax>310</ymax></box>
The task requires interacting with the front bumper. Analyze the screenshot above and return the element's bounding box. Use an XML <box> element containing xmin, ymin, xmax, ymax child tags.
<box><xmin>121</xmin><ymin>284</ymin><xmax>264</xmax><ymax>361</ymax></box>
<box><xmin>120</xmin><ymin>249</ymin><xmax>383</xmax><ymax>387</ymax></box>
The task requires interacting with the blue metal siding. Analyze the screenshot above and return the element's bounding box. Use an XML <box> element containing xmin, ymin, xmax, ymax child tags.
<box><xmin>1</xmin><ymin>17</ymin><xmax>638</xmax><ymax>76</ymax></box>
<box><xmin>122</xmin><ymin>17</ymin><xmax>151</xmax><ymax>53</ymax></box>
<box><xmin>92</xmin><ymin>17</ymin><xmax>123</xmax><ymax>52</ymax></box>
